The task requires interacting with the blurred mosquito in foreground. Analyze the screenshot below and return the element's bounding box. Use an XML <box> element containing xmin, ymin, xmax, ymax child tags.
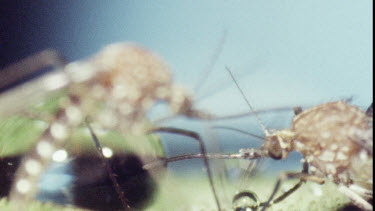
<box><xmin>150</xmin><ymin>68</ymin><xmax>373</xmax><ymax>210</ymax></box>
<box><xmin>0</xmin><ymin>43</ymin><xmax>226</xmax><ymax>210</ymax></box>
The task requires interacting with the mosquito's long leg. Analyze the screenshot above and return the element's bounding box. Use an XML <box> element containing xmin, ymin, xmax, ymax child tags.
<box><xmin>142</xmin><ymin>146</ymin><xmax>269</xmax><ymax>210</ymax></box>
<box><xmin>213</xmin><ymin>108</ymin><xmax>307</xmax><ymax>210</ymax></box>
<box><xmin>4</xmin><ymin>49</ymin><xmax>72</xmax><ymax>205</ymax></box>
<box><xmin>149</xmin><ymin>126</ymin><xmax>222</xmax><ymax>211</ymax></box>
<box><xmin>85</xmin><ymin>119</ymin><xmax>130</xmax><ymax>210</ymax></box>
<box><xmin>260</xmin><ymin>161</ymin><xmax>309</xmax><ymax>208</ymax></box>
<box><xmin>258</xmin><ymin>107</ymin><xmax>308</xmax><ymax>207</ymax></box>
<box><xmin>143</xmin><ymin>147</ymin><xmax>266</xmax><ymax>210</ymax></box>
<box><xmin>247</xmin><ymin>108</ymin><xmax>309</xmax><ymax>208</ymax></box>
<box><xmin>248</xmin><ymin>107</ymin><xmax>309</xmax><ymax>208</ymax></box>
<box><xmin>260</xmin><ymin>170</ymin><xmax>325</xmax><ymax>211</ymax></box>
<box><xmin>143</xmin><ymin>151</ymin><xmax>262</xmax><ymax>170</ymax></box>
<box><xmin>8</xmin><ymin>96</ymin><xmax>83</xmax><ymax>205</ymax></box>
<box><xmin>9</xmin><ymin>114</ymin><xmax>70</xmax><ymax>202</ymax></box>
<box><xmin>223</xmin><ymin>157</ymin><xmax>310</xmax><ymax>210</ymax></box>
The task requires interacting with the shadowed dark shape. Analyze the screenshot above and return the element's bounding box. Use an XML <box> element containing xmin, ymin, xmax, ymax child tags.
<box><xmin>0</xmin><ymin>153</ymin><xmax>156</xmax><ymax>210</ymax></box>
<box><xmin>0</xmin><ymin>156</ymin><xmax>22</xmax><ymax>197</ymax></box>
<box><xmin>71</xmin><ymin>153</ymin><xmax>156</xmax><ymax>210</ymax></box>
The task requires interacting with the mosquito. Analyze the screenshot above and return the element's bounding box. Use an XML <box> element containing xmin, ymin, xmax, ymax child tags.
<box><xmin>148</xmin><ymin>67</ymin><xmax>373</xmax><ymax>210</ymax></box>
<box><xmin>0</xmin><ymin>43</ymin><xmax>223</xmax><ymax>210</ymax></box>
<box><xmin>224</xmin><ymin>68</ymin><xmax>373</xmax><ymax>210</ymax></box>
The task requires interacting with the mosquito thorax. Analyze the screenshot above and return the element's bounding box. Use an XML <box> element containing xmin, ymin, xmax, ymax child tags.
<box><xmin>289</xmin><ymin>101</ymin><xmax>372</xmax><ymax>185</ymax></box>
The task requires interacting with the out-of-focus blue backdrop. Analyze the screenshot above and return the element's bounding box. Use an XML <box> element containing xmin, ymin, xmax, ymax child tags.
<box><xmin>1</xmin><ymin>1</ymin><xmax>372</xmax><ymax>175</ymax></box>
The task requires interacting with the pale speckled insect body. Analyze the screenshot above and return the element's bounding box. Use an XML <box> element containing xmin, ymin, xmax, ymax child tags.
<box><xmin>6</xmin><ymin>43</ymin><xmax>217</xmax><ymax>209</ymax></box>
<box><xmin>226</xmin><ymin>68</ymin><xmax>372</xmax><ymax>211</ymax></box>
<box><xmin>261</xmin><ymin>101</ymin><xmax>373</xmax><ymax>210</ymax></box>
<box><xmin>64</xmin><ymin>43</ymin><xmax>199</xmax><ymax>133</ymax></box>
<box><xmin>291</xmin><ymin>102</ymin><xmax>372</xmax><ymax>187</ymax></box>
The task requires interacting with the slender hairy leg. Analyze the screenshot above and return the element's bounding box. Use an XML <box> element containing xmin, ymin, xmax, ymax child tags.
<box><xmin>149</xmin><ymin>126</ymin><xmax>222</xmax><ymax>211</ymax></box>
<box><xmin>260</xmin><ymin>161</ymin><xmax>309</xmax><ymax>209</ymax></box>
<box><xmin>85</xmin><ymin>119</ymin><xmax>130</xmax><ymax>210</ymax></box>
<box><xmin>260</xmin><ymin>164</ymin><xmax>325</xmax><ymax>211</ymax></box>
<box><xmin>143</xmin><ymin>151</ymin><xmax>264</xmax><ymax>171</ymax></box>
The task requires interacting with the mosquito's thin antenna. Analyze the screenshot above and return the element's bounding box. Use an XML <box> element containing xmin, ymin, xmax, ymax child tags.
<box><xmin>212</xmin><ymin>125</ymin><xmax>264</xmax><ymax>141</ymax></box>
<box><xmin>225</xmin><ymin>67</ymin><xmax>269</xmax><ymax>136</ymax></box>
<box><xmin>194</xmin><ymin>30</ymin><xmax>227</xmax><ymax>94</ymax></box>
<box><xmin>85</xmin><ymin>117</ymin><xmax>130</xmax><ymax>210</ymax></box>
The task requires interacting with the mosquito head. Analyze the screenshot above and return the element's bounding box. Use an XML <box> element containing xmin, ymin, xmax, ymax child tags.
<box><xmin>164</xmin><ymin>84</ymin><xmax>194</xmax><ymax>116</ymax></box>
<box><xmin>93</xmin><ymin>43</ymin><xmax>213</xmax><ymax>121</ymax></box>
<box><xmin>263</xmin><ymin>130</ymin><xmax>294</xmax><ymax>160</ymax></box>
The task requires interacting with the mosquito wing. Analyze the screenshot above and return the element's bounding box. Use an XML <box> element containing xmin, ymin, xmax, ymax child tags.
<box><xmin>0</xmin><ymin>50</ymin><xmax>70</xmax><ymax>117</ymax></box>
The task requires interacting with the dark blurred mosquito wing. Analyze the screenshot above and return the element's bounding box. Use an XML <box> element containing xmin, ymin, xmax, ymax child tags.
<box><xmin>0</xmin><ymin>156</ymin><xmax>22</xmax><ymax>197</ymax></box>
<box><xmin>71</xmin><ymin>153</ymin><xmax>156</xmax><ymax>210</ymax></box>
<box><xmin>0</xmin><ymin>153</ymin><xmax>156</xmax><ymax>210</ymax></box>
<box><xmin>0</xmin><ymin>49</ymin><xmax>68</xmax><ymax>117</ymax></box>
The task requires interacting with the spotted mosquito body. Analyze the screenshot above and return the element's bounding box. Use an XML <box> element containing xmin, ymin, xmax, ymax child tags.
<box><xmin>260</xmin><ymin>101</ymin><xmax>372</xmax><ymax>210</ymax></box>
<box><xmin>1</xmin><ymin>43</ymin><xmax>221</xmax><ymax>210</ymax></box>
<box><xmin>227</xmin><ymin>105</ymin><xmax>373</xmax><ymax>211</ymax></box>
<box><xmin>224</xmin><ymin>68</ymin><xmax>373</xmax><ymax>210</ymax></box>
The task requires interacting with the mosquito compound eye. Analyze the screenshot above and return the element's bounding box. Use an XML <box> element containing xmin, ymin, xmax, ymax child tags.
<box><xmin>266</xmin><ymin>136</ymin><xmax>283</xmax><ymax>160</ymax></box>
<box><xmin>232</xmin><ymin>190</ymin><xmax>260</xmax><ymax>211</ymax></box>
